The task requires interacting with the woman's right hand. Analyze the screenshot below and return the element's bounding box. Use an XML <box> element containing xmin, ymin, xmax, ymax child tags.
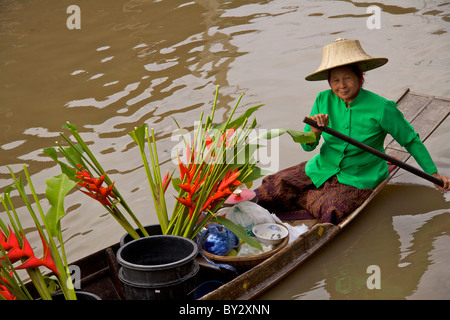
<box><xmin>309</xmin><ymin>114</ymin><xmax>329</xmax><ymax>135</ymax></box>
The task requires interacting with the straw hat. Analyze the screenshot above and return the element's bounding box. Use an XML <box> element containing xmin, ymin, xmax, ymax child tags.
<box><xmin>305</xmin><ymin>38</ymin><xmax>388</xmax><ymax>81</ymax></box>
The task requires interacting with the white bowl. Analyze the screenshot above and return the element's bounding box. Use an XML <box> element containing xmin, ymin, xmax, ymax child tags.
<box><xmin>252</xmin><ymin>223</ymin><xmax>288</xmax><ymax>245</ymax></box>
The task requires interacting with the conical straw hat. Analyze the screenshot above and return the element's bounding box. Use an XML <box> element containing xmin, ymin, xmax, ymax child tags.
<box><xmin>305</xmin><ymin>38</ymin><xmax>388</xmax><ymax>81</ymax></box>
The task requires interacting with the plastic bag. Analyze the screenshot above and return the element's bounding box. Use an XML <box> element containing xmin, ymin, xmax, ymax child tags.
<box><xmin>271</xmin><ymin>214</ymin><xmax>308</xmax><ymax>244</ymax></box>
<box><xmin>200</xmin><ymin>224</ymin><xmax>239</xmax><ymax>256</ymax></box>
<box><xmin>218</xmin><ymin>201</ymin><xmax>274</xmax><ymax>237</ymax></box>
<box><xmin>236</xmin><ymin>241</ymin><xmax>273</xmax><ymax>257</ymax></box>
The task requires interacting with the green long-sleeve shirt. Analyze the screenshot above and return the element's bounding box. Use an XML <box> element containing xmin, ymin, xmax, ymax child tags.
<box><xmin>302</xmin><ymin>89</ymin><xmax>437</xmax><ymax>189</ymax></box>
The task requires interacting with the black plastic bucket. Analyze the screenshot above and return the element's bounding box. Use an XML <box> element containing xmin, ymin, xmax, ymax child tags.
<box><xmin>119</xmin><ymin>224</ymin><xmax>162</xmax><ymax>247</ymax></box>
<box><xmin>116</xmin><ymin>235</ymin><xmax>199</xmax><ymax>300</ymax></box>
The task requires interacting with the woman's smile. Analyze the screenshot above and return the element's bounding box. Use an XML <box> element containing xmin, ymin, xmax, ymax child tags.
<box><xmin>329</xmin><ymin>67</ymin><xmax>360</xmax><ymax>105</ymax></box>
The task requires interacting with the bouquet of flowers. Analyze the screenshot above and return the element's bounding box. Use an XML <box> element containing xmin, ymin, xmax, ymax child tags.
<box><xmin>45</xmin><ymin>86</ymin><xmax>315</xmax><ymax>247</ymax></box>
<box><xmin>0</xmin><ymin>167</ymin><xmax>77</xmax><ymax>300</ymax></box>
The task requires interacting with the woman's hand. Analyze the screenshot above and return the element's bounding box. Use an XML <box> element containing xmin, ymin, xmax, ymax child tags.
<box><xmin>309</xmin><ymin>114</ymin><xmax>329</xmax><ymax>136</ymax></box>
<box><xmin>432</xmin><ymin>172</ymin><xmax>449</xmax><ymax>193</ymax></box>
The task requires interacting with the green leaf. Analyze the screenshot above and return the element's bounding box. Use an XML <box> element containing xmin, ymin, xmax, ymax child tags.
<box><xmin>43</xmin><ymin>148</ymin><xmax>77</xmax><ymax>179</ymax></box>
<box><xmin>43</xmin><ymin>147</ymin><xmax>58</xmax><ymax>160</ymax></box>
<box><xmin>212</xmin><ymin>216</ymin><xmax>263</xmax><ymax>250</ymax></box>
<box><xmin>62</xmin><ymin>121</ymin><xmax>77</xmax><ymax>131</ymax></box>
<box><xmin>171</xmin><ymin>177</ymin><xmax>182</xmax><ymax>193</ymax></box>
<box><xmin>213</xmin><ymin>105</ymin><xmax>263</xmax><ymax>131</ymax></box>
<box><xmin>259</xmin><ymin>129</ymin><xmax>316</xmax><ymax>144</ymax></box>
<box><xmin>63</xmin><ymin>144</ymin><xmax>85</xmax><ymax>165</ymax></box>
<box><xmin>228</xmin><ymin>105</ymin><xmax>263</xmax><ymax>129</ymax></box>
<box><xmin>128</xmin><ymin>124</ymin><xmax>147</xmax><ymax>148</ymax></box>
<box><xmin>240</xmin><ymin>166</ymin><xmax>271</xmax><ymax>183</ymax></box>
<box><xmin>45</xmin><ymin>174</ymin><xmax>76</xmax><ymax>237</ymax></box>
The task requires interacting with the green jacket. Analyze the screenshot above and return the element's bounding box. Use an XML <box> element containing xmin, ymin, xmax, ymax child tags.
<box><xmin>302</xmin><ymin>89</ymin><xmax>437</xmax><ymax>189</ymax></box>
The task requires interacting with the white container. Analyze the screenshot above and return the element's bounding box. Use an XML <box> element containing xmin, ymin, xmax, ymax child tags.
<box><xmin>252</xmin><ymin>223</ymin><xmax>288</xmax><ymax>245</ymax></box>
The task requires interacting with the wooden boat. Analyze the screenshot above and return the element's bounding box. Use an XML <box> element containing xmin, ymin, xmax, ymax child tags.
<box><xmin>41</xmin><ymin>89</ymin><xmax>450</xmax><ymax>300</ymax></box>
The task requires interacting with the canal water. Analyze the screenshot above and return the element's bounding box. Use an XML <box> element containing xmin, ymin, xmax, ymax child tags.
<box><xmin>1</xmin><ymin>0</ymin><xmax>449</xmax><ymax>299</ymax></box>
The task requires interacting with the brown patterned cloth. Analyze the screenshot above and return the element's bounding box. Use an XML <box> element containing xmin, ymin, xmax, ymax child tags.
<box><xmin>254</xmin><ymin>162</ymin><xmax>373</xmax><ymax>224</ymax></box>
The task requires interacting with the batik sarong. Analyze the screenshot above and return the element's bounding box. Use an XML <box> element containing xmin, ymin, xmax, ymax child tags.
<box><xmin>254</xmin><ymin>162</ymin><xmax>373</xmax><ymax>224</ymax></box>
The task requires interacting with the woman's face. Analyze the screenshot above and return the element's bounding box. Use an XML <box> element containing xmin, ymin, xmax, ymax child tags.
<box><xmin>329</xmin><ymin>67</ymin><xmax>360</xmax><ymax>104</ymax></box>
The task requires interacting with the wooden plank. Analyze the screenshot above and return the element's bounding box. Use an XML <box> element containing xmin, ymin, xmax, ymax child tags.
<box><xmin>396</xmin><ymin>91</ymin><xmax>433</xmax><ymax>121</ymax></box>
<box><xmin>385</xmin><ymin>90</ymin><xmax>433</xmax><ymax>148</ymax></box>
<box><xmin>386</xmin><ymin>92</ymin><xmax>450</xmax><ymax>152</ymax></box>
<box><xmin>384</xmin><ymin>148</ymin><xmax>409</xmax><ymax>162</ymax></box>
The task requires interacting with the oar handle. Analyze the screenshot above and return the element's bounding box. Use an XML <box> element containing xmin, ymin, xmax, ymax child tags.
<box><xmin>303</xmin><ymin>117</ymin><xmax>444</xmax><ymax>187</ymax></box>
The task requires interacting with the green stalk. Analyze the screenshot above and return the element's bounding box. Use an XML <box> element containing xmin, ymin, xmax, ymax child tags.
<box><xmin>27</xmin><ymin>269</ymin><xmax>53</xmax><ymax>300</ymax></box>
<box><xmin>146</xmin><ymin>128</ymin><xmax>169</xmax><ymax>232</ymax></box>
<box><xmin>0</xmin><ymin>195</ymin><xmax>16</xmax><ymax>234</ymax></box>
<box><xmin>209</xmin><ymin>85</ymin><xmax>219</xmax><ymax>125</ymax></box>
<box><xmin>20</xmin><ymin>166</ymin><xmax>77</xmax><ymax>300</ymax></box>
<box><xmin>149</xmin><ymin>128</ymin><xmax>170</xmax><ymax>225</ymax></box>
<box><xmin>130</xmin><ymin>126</ymin><xmax>169</xmax><ymax>233</ymax></box>
<box><xmin>223</xmin><ymin>94</ymin><xmax>243</xmax><ymax>130</ymax></box>
<box><xmin>5</xmin><ymin>169</ymin><xmax>64</xmax><ymax>299</ymax></box>
<box><xmin>57</xmin><ymin>135</ymin><xmax>101</xmax><ymax>177</ymax></box>
<box><xmin>62</xmin><ymin>125</ymin><xmax>148</xmax><ymax>237</ymax></box>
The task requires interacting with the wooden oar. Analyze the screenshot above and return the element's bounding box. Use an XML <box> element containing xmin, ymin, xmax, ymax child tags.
<box><xmin>303</xmin><ymin>117</ymin><xmax>444</xmax><ymax>187</ymax></box>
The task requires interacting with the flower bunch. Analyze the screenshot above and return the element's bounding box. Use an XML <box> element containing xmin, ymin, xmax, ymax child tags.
<box><xmin>1</xmin><ymin>228</ymin><xmax>57</xmax><ymax>275</ymax></box>
<box><xmin>75</xmin><ymin>164</ymin><xmax>116</xmax><ymax>206</ymax></box>
<box><xmin>46</xmin><ymin>86</ymin><xmax>316</xmax><ymax>246</ymax></box>
<box><xmin>129</xmin><ymin>87</ymin><xmax>269</xmax><ymax>242</ymax></box>
<box><xmin>44</xmin><ymin>123</ymin><xmax>149</xmax><ymax>240</ymax></box>
<box><xmin>175</xmin><ymin>165</ymin><xmax>241</xmax><ymax>218</ymax></box>
<box><xmin>0</xmin><ymin>167</ymin><xmax>77</xmax><ymax>300</ymax></box>
<box><xmin>0</xmin><ymin>275</ymin><xmax>15</xmax><ymax>300</ymax></box>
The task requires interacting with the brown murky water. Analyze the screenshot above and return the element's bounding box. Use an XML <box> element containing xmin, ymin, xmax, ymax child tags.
<box><xmin>1</xmin><ymin>1</ymin><xmax>449</xmax><ymax>299</ymax></box>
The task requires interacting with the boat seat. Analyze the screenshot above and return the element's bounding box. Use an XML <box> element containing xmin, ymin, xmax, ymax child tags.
<box><xmin>283</xmin><ymin>219</ymin><xmax>318</xmax><ymax>228</ymax></box>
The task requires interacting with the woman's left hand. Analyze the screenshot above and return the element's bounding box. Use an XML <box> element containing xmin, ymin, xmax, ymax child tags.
<box><xmin>432</xmin><ymin>172</ymin><xmax>449</xmax><ymax>193</ymax></box>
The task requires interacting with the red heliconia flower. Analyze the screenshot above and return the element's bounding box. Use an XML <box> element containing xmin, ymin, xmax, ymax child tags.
<box><xmin>205</xmin><ymin>136</ymin><xmax>213</xmax><ymax>149</ymax></box>
<box><xmin>218</xmin><ymin>168</ymin><xmax>241</xmax><ymax>192</ymax></box>
<box><xmin>0</xmin><ymin>273</ymin><xmax>11</xmax><ymax>286</ymax></box>
<box><xmin>0</xmin><ymin>228</ymin><xmax>58</xmax><ymax>275</ymax></box>
<box><xmin>0</xmin><ymin>284</ymin><xmax>16</xmax><ymax>300</ymax></box>
<box><xmin>175</xmin><ymin>164</ymin><xmax>242</xmax><ymax>217</ymax></box>
<box><xmin>161</xmin><ymin>171</ymin><xmax>171</xmax><ymax>193</ymax></box>
<box><xmin>0</xmin><ymin>227</ymin><xmax>34</xmax><ymax>264</ymax></box>
<box><xmin>178</xmin><ymin>160</ymin><xmax>189</xmax><ymax>182</ymax></box>
<box><xmin>75</xmin><ymin>164</ymin><xmax>116</xmax><ymax>207</ymax></box>
<box><xmin>178</xmin><ymin>182</ymin><xmax>191</xmax><ymax>194</ymax></box>
<box><xmin>15</xmin><ymin>230</ymin><xmax>58</xmax><ymax>275</ymax></box>
<box><xmin>0</xmin><ymin>229</ymin><xmax>13</xmax><ymax>251</ymax></box>
<box><xmin>220</xmin><ymin>128</ymin><xmax>235</xmax><ymax>146</ymax></box>
<box><xmin>185</xmin><ymin>140</ymin><xmax>198</xmax><ymax>164</ymax></box>
<box><xmin>205</xmin><ymin>128</ymin><xmax>236</xmax><ymax>150</ymax></box>
<box><xmin>5</xmin><ymin>234</ymin><xmax>34</xmax><ymax>264</ymax></box>
<box><xmin>175</xmin><ymin>195</ymin><xmax>193</xmax><ymax>208</ymax></box>
<box><xmin>0</xmin><ymin>271</ymin><xmax>15</xmax><ymax>300</ymax></box>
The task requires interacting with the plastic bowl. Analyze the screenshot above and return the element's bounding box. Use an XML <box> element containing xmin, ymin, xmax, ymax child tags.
<box><xmin>252</xmin><ymin>223</ymin><xmax>288</xmax><ymax>245</ymax></box>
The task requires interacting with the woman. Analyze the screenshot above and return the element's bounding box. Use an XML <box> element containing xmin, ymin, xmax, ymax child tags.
<box><xmin>255</xmin><ymin>38</ymin><xmax>449</xmax><ymax>224</ymax></box>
